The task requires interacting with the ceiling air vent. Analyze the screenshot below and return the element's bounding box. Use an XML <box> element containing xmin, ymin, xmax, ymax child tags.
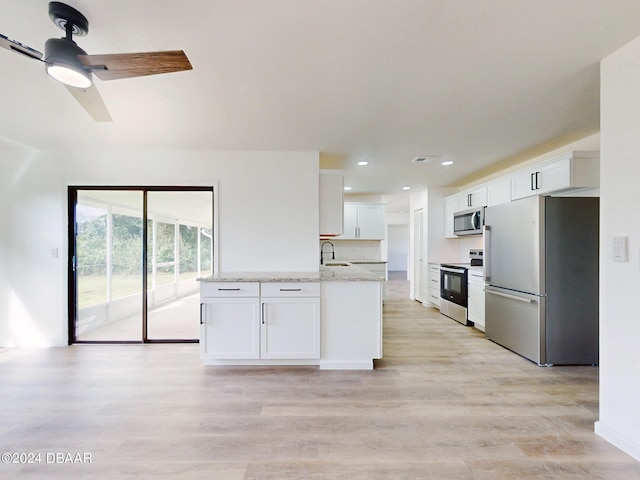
<box><xmin>412</xmin><ymin>156</ymin><xmax>439</xmax><ymax>163</ymax></box>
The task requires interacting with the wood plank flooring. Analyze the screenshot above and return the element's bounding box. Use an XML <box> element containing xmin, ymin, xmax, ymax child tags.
<box><xmin>1</xmin><ymin>273</ymin><xmax>639</xmax><ymax>479</ymax></box>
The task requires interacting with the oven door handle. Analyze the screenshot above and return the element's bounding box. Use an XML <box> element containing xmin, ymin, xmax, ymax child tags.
<box><xmin>440</xmin><ymin>267</ymin><xmax>466</xmax><ymax>274</ymax></box>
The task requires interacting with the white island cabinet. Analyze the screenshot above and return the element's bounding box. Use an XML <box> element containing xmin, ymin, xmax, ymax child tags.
<box><xmin>260</xmin><ymin>282</ymin><xmax>320</xmax><ymax>359</ymax></box>
<box><xmin>200</xmin><ymin>280</ymin><xmax>320</xmax><ymax>364</ymax></box>
<box><xmin>198</xmin><ymin>266</ymin><xmax>383</xmax><ymax>369</ymax></box>
<box><xmin>320</xmin><ymin>279</ymin><xmax>382</xmax><ymax>370</ymax></box>
<box><xmin>200</xmin><ymin>282</ymin><xmax>260</xmax><ymax>360</ymax></box>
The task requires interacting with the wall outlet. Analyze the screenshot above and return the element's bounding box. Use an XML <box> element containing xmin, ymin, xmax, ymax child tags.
<box><xmin>50</xmin><ymin>247</ymin><xmax>59</xmax><ymax>259</ymax></box>
<box><xmin>612</xmin><ymin>236</ymin><xmax>628</xmax><ymax>262</ymax></box>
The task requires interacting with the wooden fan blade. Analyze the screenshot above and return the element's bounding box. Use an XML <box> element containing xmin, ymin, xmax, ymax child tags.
<box><xmin>0</xmin><ymin>33</ymin><xmax>43</xmax><ymax>60</ymax></box>
<box><xmin>78</xmin><ymin>50</ymin><xmax>192</xmax><ymax>81</ymax></box>
<box><xmin>64</xmin><ymin>83</ymin><xmax>112</xmax><ymax>122</ymax></box>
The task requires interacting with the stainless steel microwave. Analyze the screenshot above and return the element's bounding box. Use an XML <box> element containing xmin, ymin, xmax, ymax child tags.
<box><xmin>453</xmin><ymin>207</ymin><xmax>484</xmax><ymax>236</ymax></box>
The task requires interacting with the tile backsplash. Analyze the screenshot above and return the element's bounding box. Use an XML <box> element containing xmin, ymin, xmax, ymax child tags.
<box><xmin>319</xmin><ymin>240</ymin><xmax>381</xmax><ymax>262</ymax></box>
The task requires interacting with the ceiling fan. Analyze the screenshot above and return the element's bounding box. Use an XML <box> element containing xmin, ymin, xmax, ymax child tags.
<box><xmin>0</xmin><ymin>1</ymin><xmax>192</xmax><ymax>122</ymax></box>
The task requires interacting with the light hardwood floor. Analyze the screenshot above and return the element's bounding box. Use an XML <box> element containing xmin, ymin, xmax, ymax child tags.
<box><xmin>1</xmin><ymin>274</ymin><xmax>639</xmax><ymax>479</ymax></box>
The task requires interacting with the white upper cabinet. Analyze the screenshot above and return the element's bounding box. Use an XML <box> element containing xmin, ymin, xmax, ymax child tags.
<box><xmin>456</xmin><ymin>186</ymin><xmax>488</xmax><ymax>210</ymax></box>
<box><xmin>486</xmin><ymin>178</ymin><xmax>511</xmax><ymax>206</ymax></box>
<box><xmin>338</xmin><ymin>202</ymin><xmax>385</xmax><ymax>240</ymax></box>
<box><xmin>319</xmin><ymin>170</ymin><xmax>344</xmax><ymax>236</ymax></box>
<box><xmin>443</xmin><ymin>151</ymin><xmax>599</xmax><ymax>238</ymax></box>
<box><xmin>511</xmin><ymin>151</ymin><xmax>599</xmax><ymax>200</ymax></box>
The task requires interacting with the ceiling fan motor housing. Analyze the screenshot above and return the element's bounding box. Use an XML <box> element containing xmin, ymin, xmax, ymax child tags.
<box><xmin>44</xmin><ymin>37</ymin><xmax>91</xmax><ymax>88</ymax></box>
<box><xmin>45</xmin><ymin>37</ymin><xmax>87</xmax><ymax>60</ymax></box>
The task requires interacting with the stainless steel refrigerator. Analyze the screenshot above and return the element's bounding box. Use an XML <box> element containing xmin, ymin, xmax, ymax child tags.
<box><xmin>484</xmin><ymin>195</ymin><xmax>599</xmax><ymax>366</ymax></box>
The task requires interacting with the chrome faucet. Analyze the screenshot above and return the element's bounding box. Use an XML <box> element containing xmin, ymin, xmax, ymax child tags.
<box><xmin>320</xmin><ymin>241</ymin><xmax>335</xmax><ymax>265</ymax></box>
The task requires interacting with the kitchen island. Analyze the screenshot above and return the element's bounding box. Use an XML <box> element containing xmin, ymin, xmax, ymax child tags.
<box><xmin>198</xmin><ymin>263</ymin><xmax>382</xmax><ymax>370</ymax></box>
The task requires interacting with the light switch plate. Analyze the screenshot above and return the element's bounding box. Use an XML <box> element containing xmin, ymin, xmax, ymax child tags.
<box><xmin>613</xmin><ymin>236</ymin><xmax>628</xmax><ymax>262</ymax></box>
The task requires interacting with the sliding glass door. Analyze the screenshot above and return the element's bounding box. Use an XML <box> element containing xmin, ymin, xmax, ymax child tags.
<box><xmin>68</xmin><ymin>187</ymin><xmax>213</xmax><ymax>343</ymax></box>
<box><xmin>146</xmin><ymin>191</ymin><xmax>213</xmax><ymax>341</ymax></box>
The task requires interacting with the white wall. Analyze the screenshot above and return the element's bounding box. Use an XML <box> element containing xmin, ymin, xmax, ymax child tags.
<box><xmin>0</xmin><ymin>150</ymin><xmax>319</xmax><ymax>347</ymax></box>
<box><xmin>595</xmin><ymin>36</ymin><xmax>640</xmax><ymax>461</ymax></box>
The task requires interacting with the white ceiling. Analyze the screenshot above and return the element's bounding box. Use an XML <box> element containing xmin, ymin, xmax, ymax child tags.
<box><xmin>3</xmin><ymin>0</ymin><xmax>640</xmax><ymax>198</ymax></box>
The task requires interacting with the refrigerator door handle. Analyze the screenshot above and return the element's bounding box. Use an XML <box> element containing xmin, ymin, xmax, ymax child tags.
<box><xmin>486</xmin><ymin>288</ymin><xmax>536</xmax><ymax>303</ymax></box>
<box><xmin>483</xmin><ymin>225</ymin><xmax>491</xmax><ymax>282</ymax></box>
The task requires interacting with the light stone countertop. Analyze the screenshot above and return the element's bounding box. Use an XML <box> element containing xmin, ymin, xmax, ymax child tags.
<box><xmin>197</xmin><ymin>263</ymin><xmax>382</xmax><ymax>283</ymax></box>
<box><xmin>347</xmin><ymin>260</ymin><xmax>387</xmax><ymax>264</ymax></box>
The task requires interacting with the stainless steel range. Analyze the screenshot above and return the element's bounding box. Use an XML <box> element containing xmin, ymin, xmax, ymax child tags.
<box><xmin>440</xmin><ymin>250</ymin><xmax>483</xmax><ymax>326</ymax></box>
<box><xmin>440</xmin><ymin>263</ymin><xmax>469</xmax><ymax>325</ymax></box>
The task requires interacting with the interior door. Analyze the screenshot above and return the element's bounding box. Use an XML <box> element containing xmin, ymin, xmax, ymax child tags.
<box><xmin>413</xmin><ymin>209</ymin><xmax>424</xmax><ymax>302</ymax></box>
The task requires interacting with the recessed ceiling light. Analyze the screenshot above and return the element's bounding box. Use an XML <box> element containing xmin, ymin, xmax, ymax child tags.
<box><xmin>441</xmin><ymin>161</ymin><xmax>454</xmax><ymax>166</ymax></box>
<box><xmin>402</xmin><ymin>186</ymin><xmax>411</xmax><ymax>190</ymax></box>
<box><xmin>357</xmin><ymin>161</ymin><xmax>369</xmax><ymax>166</ymax></box>
<box><xmin>344</xmin><ymin>186</ymin><xmax>352</xmax><ymax>191</ymax></box>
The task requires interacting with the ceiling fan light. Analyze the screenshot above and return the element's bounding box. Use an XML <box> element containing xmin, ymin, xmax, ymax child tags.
<box><xmin>44</xmin><ymin>37</ymin><xmax>92</xmax><ymax>88</ymax></box>
<box><xmin>46</xmin><ymin>64</ymin><xmax>91</xmax><ymax>88</ymax></box>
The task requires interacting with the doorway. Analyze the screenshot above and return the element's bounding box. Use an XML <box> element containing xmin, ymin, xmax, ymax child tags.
<box><xmin>413</xmin><ymin>208</ymin><xmax>424</xmax><ymax>302</ymax></box>
<box><xmin>68</xmin><ymin>187</ymin><xmax>214</xmax><ymax>343</ymax></box>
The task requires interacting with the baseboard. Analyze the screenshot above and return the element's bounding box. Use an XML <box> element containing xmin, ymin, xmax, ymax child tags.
<box><xmin>319</xmin><ymin>360</ymin><xmax>373</xmax><ymax>370</ymax></box>
<box><xmin>595</xmin><ymin>421</ymin><xmax>640</xmax><ymax>462</ymax></box>
<box><xmin>203</xmin><ymin>359</ymin><xmax>319</xmax><ymax>367</ymax></box>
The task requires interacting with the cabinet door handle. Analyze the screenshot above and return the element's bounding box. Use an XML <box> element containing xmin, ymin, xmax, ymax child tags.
<box><xmin>483</xmin><ymin>225</ymin><xmax>491</xmax><ymax>283</ymax></box>
<box><xmin>200</xmin><ymin>303</ymin><xmax>204</xmax><ymax>325</ymax></box>
<box><xmin>261</xmin><ymin>302</ymin><xmax>266</xmax><ymax>325</ymax></box>
<box><xmin>280</xmin><ymin>288</ymin><xmax>301</xmax><ymax>292</ymax></box>
<box><xmin>530</xmin><ymin>173</ymin><xmax>535</xmax><ymax>191</ymax></box>
<box><xmin>467</xmin><ymin>193</ymin><xmax>472</xmax><ymax>207</ymax></box>
<box><xmin>535</xmin><ymin>171</ymin><xmax>540</xmax><ymax>190</ymax></box>
<box><xmin>218</xmin><ymin>288</ymin><xmax>240</xmax><ymax>291</ymax></box>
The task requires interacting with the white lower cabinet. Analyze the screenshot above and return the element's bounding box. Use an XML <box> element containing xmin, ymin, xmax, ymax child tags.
<box><xmin>428</xmin><ymin>263</ymin><xmax>441</xmax><ymax>309</ymax></box>
<box><xmin>467</xmin><ymin>271</ymin><xmax>485</xmax><ymax>331</ymax></box>
<box><xmin>261</xmin><ymin>299</ymin><xmax>320</xmax><ymax>358</ymax></box>
<box><xmin>201</xmin><ymin>297</ymin><xmax>261</xmax><ymax>359</ymax></box>
<box><xmin>200</xmin><ymin>282</ymin><xmax>320</xmax><ymax>362</ymax></box>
